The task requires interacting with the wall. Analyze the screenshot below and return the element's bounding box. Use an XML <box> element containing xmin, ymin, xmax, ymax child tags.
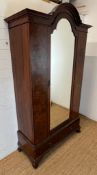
<box><xmin>0</xmin><ymin>5</ymin><xmax>17</xmax><ymax>159</ymax></box>
<box><xmin>51</xmin><ymin>19</ymin><xmax>74</xmax><ymax>108</ymax></box>
<box><xmin>1</xmin><ymin>0</ymin><xmax>56</xmax><ymax>17</ymax></box>
<box><xmin>77</xmin><ymin>0</ymin><xmax>97</xmax><ymax>121</ymax></box>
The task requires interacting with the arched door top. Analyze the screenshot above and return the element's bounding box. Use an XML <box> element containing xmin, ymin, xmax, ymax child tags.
<box><xmin>49</xmin><ymin>3</ymin><xmax>91</xmax><ymax>34</ymax></box>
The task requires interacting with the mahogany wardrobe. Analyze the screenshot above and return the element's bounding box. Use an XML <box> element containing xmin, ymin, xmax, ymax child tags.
<box><xmin>5</xmin><ymin>3</ymin><xmax>91</xmax><ymax>168</ymax></box>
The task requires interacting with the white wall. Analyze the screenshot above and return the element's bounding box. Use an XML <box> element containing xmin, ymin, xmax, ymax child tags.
<box><xmin>0</xmin><ymin>12</ymin><xmax>17</xmax><ymax>159</ymax></box>
<box><xmin>78</xmin><ymin>0</ymin><xmax>97</xmax><ymax>121</ymax></box>
<box><xmin>51</xmin><ymin>19</ymin><xmax>74</xmax><ymax>108</ymax></box>
<box><xmin>1</xmin><ymin>0</ymin><xmax>56</xmax><ymax>17</ymax></box>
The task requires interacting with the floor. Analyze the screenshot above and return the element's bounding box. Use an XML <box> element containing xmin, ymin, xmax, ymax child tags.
<box><xmin>50</xmin><ymin>103</ymin><xmax>69</xmax><ymax>129</ymax></box>
<box><xmin>1</xmin><ymin>116</ymin><xmax>97</xmax><ymax>175</ymax></box>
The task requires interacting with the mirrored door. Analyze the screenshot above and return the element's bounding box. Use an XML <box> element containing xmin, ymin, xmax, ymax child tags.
<box><xmin>50</xmin><ymin>19</ymin><xmax>75</xmax><ymax>130</ymax></box>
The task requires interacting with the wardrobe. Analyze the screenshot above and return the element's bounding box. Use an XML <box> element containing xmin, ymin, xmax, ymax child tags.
<box><xmin>5</xmin><ymin>3</ymin><xmax>91</xmax><ymax>168</ymax></box>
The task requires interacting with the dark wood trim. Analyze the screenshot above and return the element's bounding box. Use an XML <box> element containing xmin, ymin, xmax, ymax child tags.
<box><xmin>50</xmin><ymin>0</ymin><xmax>62</xmax><ymax>4</ymax></box>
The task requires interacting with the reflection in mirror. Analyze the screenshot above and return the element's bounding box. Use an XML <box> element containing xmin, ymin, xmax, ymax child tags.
<box><xmin>50</xmin><ymin>19</ymin><xmax>75</xmax><ymax>130</ymax></box>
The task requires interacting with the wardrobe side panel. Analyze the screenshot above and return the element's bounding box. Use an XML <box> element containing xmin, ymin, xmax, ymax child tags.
<box><xmin>70</xmin><ymin>32</ymin><xmax>87</xmax><ymax>118</ymax></box>
<box><xmin>30</xmin><ymin>23</ymin><xmax>50</xmax><ymax>144</ymax></box>
<box><xmin>9</xmin><ymin>23</ymin><xmax>34</xmax><ymax>142</ymax></box>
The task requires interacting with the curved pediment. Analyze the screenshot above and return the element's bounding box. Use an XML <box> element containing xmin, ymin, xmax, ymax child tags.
<box><xmin>50</xmin><ymin>3</ymin><xmax>82</xmax><ymax>26</ymax></box>
<box><xmin>49</xmin><ymin>3</ymin><xmax>91</xmax><ymax>34</ymax></box>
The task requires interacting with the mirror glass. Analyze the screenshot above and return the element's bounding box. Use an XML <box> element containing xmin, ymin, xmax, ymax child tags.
<box><xmin>50</xmin><ymin>19</ymin><xmax>75</xmax><ymax>130</ymax></box>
